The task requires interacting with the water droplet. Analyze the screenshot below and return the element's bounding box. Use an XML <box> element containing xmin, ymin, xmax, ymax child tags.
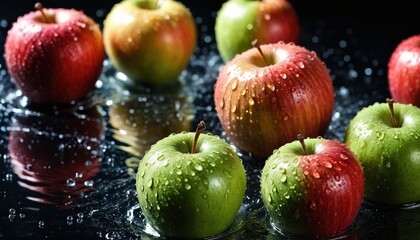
<box><xmin>280</xmin><ymin>73</ymin><xmax>287</xmax><ymax>79</ymax></box>
<box><xmin>231</xmin><ymin>79</ymin><xmax>238</xmax><ymax>90</ymax></box>
<box><xmin>248</xmin><ymin>98</ymin><xmax>255</xmax><ymax>105</ymax></box>
<box><xmin>84</xmin><ymin>180</ymin><xmax>93</xmax><ymax>187</ymax></box>
<box><xmin>264</xmin><ymin>14</ymin><xmax>271</xmax><ymax>20</ymax></box>
<box><xmin>386</xmin><ymin>162</ymin><xmax>391</xmax><ymax>168</ymax></box>
<box><xmin>220</xmin><ymin>99</ymin><xmax>224</xmax><ymax>109</ymax></box>
<box><xmin>194</xmin><ymin>164</ymin><xmax>203</xmax><ymax>171</ymax></box>
<box><xmin>105</xmin><ymin>231</ymin><xmax>121</xmax><ymax>240</ymax></box>
<box><xmin>157</xmin><ymin>155</ymin><xmax>165</xmax><ymax>161</ymax></box>
<box><xmin>280</xmin><ymin>175</ymin><xmax>287</xmax><ymax>183</ymax></box>
<box><xmin>339</xmin><ymin>154</ymin><xmax>348</xmax><ymax>160</ymax></box>
<box><xmin>202</xmin><ymin>193</ymin><xmax>208</xmax><ymax>199</ymax></box>
<box><xmin>66</xmin><ymin>178</ymin><xmax>76</xmax><ymax>187</ymax></box>
<box><xmin>176</xmin><ymin>169</ymin><xmax>182</xmax><ymax>175</ymax></box>
<box><xmin>376</xmin><ymin>131</ymin><xmax>385</xmax><ymax>140</ymax></box>
<box><xmin>267</xmin><ymin>84</ymin><xmax>275</xmax><ymax>91</ymax></box>
<box><xmin>310</xmin><ymin>201</ymin><xmax>317</xmax><ymax>210</ymax></box>
<box><xmin>231</xmin><ymin>105</ymin><xmax>237</xmax><ymax>113</ymax></box>
<box><xmin>247</xmin><ymin>24</ymin><xmax>253</xmax><ymax>30</ymax></box>
<box><xmin>147</xmin><ymin>178</ymin><xmax>154</xmax><ymax>188</ymax></box>
<box><xmin>283</xmin><ymin>115</ymin><xmax>289</xmax><ymax>121</ymax></box>
<box><xmin>322</xmin><ymin>161</ymin><xmax>332</xmax><ymax>168</ymax></box>
<box><xmin>312</xmin><ymin>171</ymin><xmax>320</xmax><ymax>179</ymax></box>
<box><xmin>38</xmin><ymin>221</ymin><xmax>45</xmax><ymax>228</ymax></box>
<box><xmin>360</xmin><ymin>141</ymin><xmax>366</xmax><ymax>148</ymax></box>
<box><xmin>326</xmin><ymin>189</ymin><xmax>331</xmax><ymax>195</ymax></box>
<box><xmin>185</xmin><ymin>184</ymin><xmax>191</xmax><ymax>190</ymax></box>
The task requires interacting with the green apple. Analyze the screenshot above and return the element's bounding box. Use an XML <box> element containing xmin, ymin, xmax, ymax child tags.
<box><xmin>136</xmin><ymin>121</ymin><xmax>247</xmax><ymax>238</ymax></box>
<box><xmin>261</xmin><ymin>135</ymin><xmax>364</xmax><ymax>238</ymax></box>
<box><xmin>215</xmin><ymin>0</ymin><xmax>300</xmax><ymax>62</ymax></box>
<box><xmin>344</xmin><ymin>99</ymin><xmax>420</xmax><ymax>205</ymax></box>
<box><xmin>103</xmin><ymin>0</ymin><xmax>197</xmax><ymax>85</ymax></box>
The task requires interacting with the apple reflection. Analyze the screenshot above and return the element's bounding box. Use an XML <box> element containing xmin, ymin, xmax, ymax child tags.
<box><xmin>8</xmin><ymin>105</ymin><xmax>104</xmax><ymax>209</ymax></box>
<box><xmin>108</xmin><ymin>81</ymin><xmax>195</xmax><ymax>170</ymax></box>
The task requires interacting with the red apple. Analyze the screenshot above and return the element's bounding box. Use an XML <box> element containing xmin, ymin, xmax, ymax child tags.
<box><xmin>261</xmin><ymin>135</ymin><xmax>364</xmax><ymax>238</ymax></box>
<box><xmin>8</xmin><ymin>106</ymin><xmax>104</xmax><ymax>209</ymax></box>
<box><xmin>214</xmin><ymin>41</ymin><xmax>335</xmax><ymax>159</ymax></box>
<box><xmin>388</xmin><ymin>34</ymin><xmax>420</xmax><ymax>107</ymax></box>
<box><xmin>215</xmin><ymin>0</ymin><xmax>300</xmax><ymax>62</ymax></box>
<box><xmin>4</xmin><ymin>3</ymin><xmax>105</xmax><ymax>104</ymax></box>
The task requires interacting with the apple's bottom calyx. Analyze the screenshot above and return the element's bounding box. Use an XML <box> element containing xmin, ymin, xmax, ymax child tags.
<box><xmin>261</xmin><ymin>137</ymin><xmax>364</xmax><ymax>238</ymax></box>
<box><xmin>136</xmin><ymin>121</ymin><xmax>247</xmax><ymax>238</ymax></box>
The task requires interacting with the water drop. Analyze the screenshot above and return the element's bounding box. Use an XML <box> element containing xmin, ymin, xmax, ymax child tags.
<box><xmin>38</xmin><ymin>221</ymin><xmax>45</xmax><ymax>228</ymax></box>
<box><xmin>264</xmin><ymin>14</ymin><xmax>271</xmax><ymax>20</ymax></box>
<box><xmin>312</xmin><ymin>171</ymin><xmax>320</xmax><ymax>179</ymax></box>
<box><xmin>157</xmin><ymin>155</ymin><xmax>165</xmax><ymax>161</ymax></box>
<box><xmin>231</xmin><ymin>79</ymin><xmax>238</xmax><ymax>90</ymax></box>
<box><xmin>325</xmin><ymin>189</ymin><xmax>331</xmax><ymax>195</ymax></box>
<box><xmin>231</xmin><ymin>105</ymin><xmax>237</xmax><ymax>113</ymax></box>
<box><xmin>322</xmin><ymin>161</ymin><xmax>332</xmax><ymax>168</ymax></box>
<box><xmin>194</xmin><ymin>164</ymin><xmax>203</xmax><ymax>171</ymax></box>
<box><xmin>267</xmin><ymin>84</ymin><xmax>275</xmax><ymax>91</ymax></box>
<box><xmin>386</xmin><ymin>162</ymin><xmax>391</xmax><ymax>168</ymax></box>
<box><xmin>339</xmin><ymin>154</ymin><xmax>348</xmax><ymax>160</ymax></box>
<box><xmin>176</xmin><ymin>169</ymin><xmax>182</xmax><ymax>175</ymax></box>
<box><xmin>185</xmin><ymin>184</ymin><xmax>191</xmax><ymax>190</ymax></box>
<box><xmin>147</xmin><ymin>178</ymin><xmax>154</xmax><ymax>188</ymax></box>
<box><xmin>248</xmin><ymin>98</ymin><xmax>255</xmax><ymax>105</ymax></box>
<box><xmin>220</xmin><ymin>99</ymin><xmax>224</xmax><ymax>109</ymax></box>
<box><xmin>280</xmin><ymin>175</ymin><xmax>287</xmax><ymax>183</ymax></box>
<box><xmin>66</xmin><ymin>178</ymin><xmax>76</xmax><ymax>187</ymax></box>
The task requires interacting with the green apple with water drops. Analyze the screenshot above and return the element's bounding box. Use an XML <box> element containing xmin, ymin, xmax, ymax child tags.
<box><xmin>136</xmin><ymin>121</ymin><xmax>247</xmax><ymax>238</ymax></box>
<box><xmin>215</xmin><ymin>0</ymin><xmax>300</xmax><ymax>62</ymax></box>
<box><xmin>103</xmin><ymin>0</ymin><xmax>197</xmax><ymax>85</ymax></box>
<box><xmin>344</xmin><ymin>99</ymin><xmax>420</xmax><ymax>205</ymax></box>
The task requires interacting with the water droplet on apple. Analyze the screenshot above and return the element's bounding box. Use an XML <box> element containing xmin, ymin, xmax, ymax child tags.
<box><xmin>312</xmin><ymin>171</ymin><xmax>320</xmax><ymax>179</ymax></box>
<box><xmin>66</xmin><ymin>178</ymin><xmax>76</xmax><ymax>187</ymax></box>
<box><xmin>248</xmin><ymin>98</ymin><xmax>255</xmax><ymax>105</ymax></box>
<box><xmin>264</xmin><ymin>14</ymin><xmax>271</xmax><ymax>20</ymax></box>
<box><xmin>334</xmin><ymin>175</ymin><xmax>340</xmax><ymax>181</ymax></box>
<box><xmin>231</xmin><ymin>105</ymin><xmax>237</xmax><ymax>113</ymax></box>
<box><xmin>280</xmin><ymin>175</ymin><xmax>287</xmax><ymax>183</ymax></box>
<box><xmin>310</xmin><ymin>201</ymin><xmax>317</xmax><ymax>210</ymax></box>
<box><xmin>376</xmin><ymin>131</ymin><xmax>385</xmax><ymax>140</ymax></box>
<box><xmin>360</xmin><ymin>141</ymin><xmax>366</xmax><ymax>148</ymax></box>
<box><xmin>386</xmin><ymin>162</ymin><xmax>391</xmax><ymax>168</ymax></box>
<box><xmin>157</xmin><ymin>155</ymin><xmax>165</xmax><ymax>161</ymax></box>
<box><xmin>298</xmin><ymin>62</ymin><xmax>305</xmax><ymax>69</ymax></box>
<box><xmin>280</xmin><ymin>73</ymin><xmax>287</xmax><ymax>79</ymax></box>
<box><xmin>219</xmin><ymin>99</ymin><xmax>224</xmax><ymax>108</ymax></box>
<box><xmin>322</xmin><ymin>161</ymin><xmax>332</xmax><ymax>168</ymax></box>
<box><xmin>194</xmin><ymin>164</ymin><xmax>203</xmax><ymax>171</ymax></box>
<box><xmin>267</xmin><ymin>84</ymin><xmax>276</xmax><ymax>91</ymax></box>
<box><xmin>303</xmin><ymin>170</ymin><xmax>309</xmax><ymax>175</ymax></box>
<box><xmin>185</xmin><ymin>184</ymin><xmax>191</xmax><ymax>190</ymax></box>
<box><xmin>283</xmin><ymin>115</ymin><xmax>289</xmax><ymax>121</ymax></box>
<box><xmin>339</xmin><ymin>153</ymin><xmax>348</xmax><ymax>160</ymax></box>
<box><xmin>147</xmin><ymin>178</ymin><xmax>154</xmax><ymax>188</ymax></box>
<box><xmin>325</xmin><ymin>188</ymin><xmax>331</xmax><ymax>195</ymax></box>
<box><xmin>231</xmin><ymin>79</ymin><xmax>238</xmax><ymax>90</ymax></box>
<box><xmin>247</xmin><ymin>24</ymin><xmax>253</xmax><ymax>30</ymax></box>
<box><xmin>176</xmin><ymin>169</ymin><xmax>182</xmax><ymax>175</ymax></box>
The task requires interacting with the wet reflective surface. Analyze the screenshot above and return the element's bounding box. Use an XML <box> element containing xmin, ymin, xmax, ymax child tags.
<box><xmin>1</xmin><ymin>1</ymin><xmax>420</xmax><ymax>239</ymax></box>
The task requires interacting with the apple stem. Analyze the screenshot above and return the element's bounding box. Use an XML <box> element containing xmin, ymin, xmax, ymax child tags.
<box><xmin>297</xmin><ymin>134</ymin><xmax>308</xmax><ymax>155</ymax></box>
<box><xmin>191</xmin><ymin>121</ymin><xmax>206</xmax><ymax>154</ymax></box>
<box><xmin>252</xmin><ymin>39</ymin><xmax>270</xmax><ymax>66</ymax></box>
<box><xmin>386</xmin><ymin>98</ymin><xmax>399</xmax><ymax>128</ymax></box>
<box><xmin>35</xmin><ymin>2</ymin><xmax>51</xmax><ymax>23</ymax></box>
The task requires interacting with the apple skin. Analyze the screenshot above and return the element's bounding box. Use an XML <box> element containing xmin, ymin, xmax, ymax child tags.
<box><xmin>103</xmin><ymin>0</ymin><xmax>197</xmax><ymax>85</ymax></box>
<box><xmin>8</xmin><ymin>106</ymin><xmax>104</xmax><ymax>209</ymax></box>
<box><xmin>261</xmin><ymin>138</ymin><xmax>364</xmax><ymax>238</ymax></box>
<box><xmin>108</xmin><ymin>82</ymin><xmax>195</xmax><ymax>157</ymax></box>
<box><xmin>388</xmin><ymin>34</ymin><xmax>420</xmax><ymax>107</ymax></box>
<box><xmin>136</xmin><ymin>132</ymin><xmax>247</xmax><ymax>238</ymax></box>
<box><xmin>344</xmin><ymin>102</ymin><xmax>420</xmax><ymax>205</ymax></box>
<box><xmin>214</xmin><ymin>42</ymin><xmax>335</xmax><ymax>159</ymax></box>
<box><xmin>5</xmin><ymin>7</ymin><xmax>104</xmax><ymax>104</ymax></box>
<box><xmin>215</xmin><ymin>0</ymin><xmax>300</xmax><ymax>62</ymax></box>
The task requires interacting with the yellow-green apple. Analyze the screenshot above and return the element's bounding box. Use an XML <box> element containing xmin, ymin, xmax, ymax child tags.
<box><xmin>214</xmin><ymin>41</ymin><xmax>335</xmax><ymax>159</ymax></box>
<box><xmin>215</xmin><ymin>0</ymin><xmax>300</xmax><ymax>62</ymax></box>
<box><xmin>8</xmin><ymin>105</ymin><xmax>104</xmax><ymax>209</ymax></box>
<box><xmin>388</xmin><ymin>34</ymin><xmax>420</xmax><ymax>107</ymax></box>
<box><xmin>4</xmin><ymin>3</ymin><xmax>104</xmax><ymax>104</ymax></box>
<box><xmin>108</xmin><ymin>82</ymin><xmax>195</xmax><ymax>157</ymax></box>
<box><xmin>103</xmin><ymin>0</ymin><xmax>197</xmax><ymax>85</ymax></box>
<box><xmin>344</xmin><ymin>99</ymin><xmax>420</xmax><ymax>205</ymax></box>
<box><xmin>136</xmin><ymin>121</ymin><xmax>247</xmax><ymax>238</ymax></box>
<box><xmin>261</xmin><ymin>135</ymin><xmax>364</xmax><ymax>238</ymax></box>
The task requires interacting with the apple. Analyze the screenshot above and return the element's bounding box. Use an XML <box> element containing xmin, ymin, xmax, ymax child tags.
<box><xmin>136</xmin><ymin>121</ymin><xmax>247</xmax><ymax>238</ymax></box>
<box><xmin>8</xmin><ymin>105</ymin><xmax>104</xmax><ymax>209</ymax></box>
<box><xmin>387</xmin><ymin>34</ymin><xmax>420</xmax><ymax>107</ymax></box>
<box><xmin>214</xmin><ymin>41</ymin><xmax>335</xmax><ymax>159</ymax></box>
<box><xmin>215</xmin><ymin>0</ymin><xmax>300</xmax><ymax>62</ymax></box>
<box><xmin>260</xmin><ymin>134</ymin><xmax>364</xmax><ymax>238</ymax></box>
<box><xmin>108</xmin><ymin>81</ymin><xmax>195</xmax><ymax>157</ymax></box>
<box><xmin>103</xmin><ymin>0</ymin><xmax>197</xmax><ymax>85</ymax></box>
<box><xmin>344</xmin><ymin>98</ymin><xmax>420</xmax><ymax>205</ymax></box>
<box><xmin>4</xmin><ymin>3</ymin><xmax>105</xmax><ymax>104</ymax></box>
